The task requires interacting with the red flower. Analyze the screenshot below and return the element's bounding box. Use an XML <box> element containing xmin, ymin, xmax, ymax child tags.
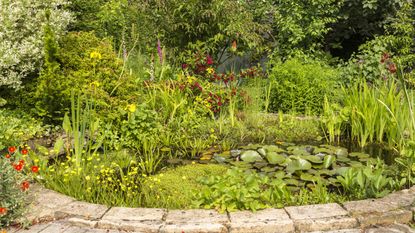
<box><xmin>8</xmin><ymin>146</ymin><xmax>16</xmax><ymax>154</ymax></box>
<box><xmin>388</xmin><ymin>63</ymin><xmax>397</xmax><ymax>74</ymax></box>
<box><xmin>181</xmin><ymin>63</ymin><xmax>188</xmax><ymax>70</ymax></box>
<box><xmin>0</xmin><ymin>207</ymin><xmax>7</xmax><ymax>215</ymax></box>
<box><xmin>381</xmin><ymin>52</ymin><xmax>389</xmax><ymax>63</ymax></box>
<box><xmin>31</xmin><ymin>166</ymin><xmax>39</xmax><ymax>173</ymax></box>
<box><xmin>21</xmin><ymin>181</ymin><xmax>30</xmax><ymax>191</ymax></box>
<box><xmin>206</xmin><ymin>55</ymin><xmax>214</xmax><ymax>65</ymax></box>
<box><xmin>19</xmin><ymin>160</ymin><xmax>25</xmax><ymax>165</ymax></box>
<box><xmin>21</xmin><ymin>148</ymin><xmax>28</xmax><ymax>155</ymax></box>
<box><xmin>13</xmin><ymin>164</ymin><xmax>23</xmax><ymax>172</ymax></box>
<box><xmin>5</xmin><ymin>154</ymin><xmax>11</xmax><ymax>159</ymax></box>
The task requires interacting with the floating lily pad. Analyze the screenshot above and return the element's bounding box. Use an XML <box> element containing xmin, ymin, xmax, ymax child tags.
<box><xmin>263</xmin><ymin>145</ymin><xmax>286</xmax><ymax>153</ymax></box>
<box><xmin>240</xmin><ymin>150</ymin><xmax>263</xmax><ymax>162</ymax></box>
<box><xmin>323</xmin><ymin>155</ymin><xmax>336</xmax><ymax>169</ymax></box>
<box><xmin>213</xmin><ymin>154</ymin><xmax>227</xmax><ymax>163</ymax></box>
<box><xmin>261</xmin><ymin>166</ymin><xmax>276</xmax><ymax>173</ymax></box>
<box><xmin>284</xmin><ymin>178</ymin><xmax>300</xmax><ymax>186</ymax></box>
<box><xmin>266</xmin><ymin>152</ymin><xmax>286</xmax><ymax>165</ymax></box>
<box><xmin>300</xmin><ymin>173</ymin><xmax>319</xmax><ymax>182</ymax></box>
<box><xmin>335</xmin><ymin>148</ymin><xmax>348</xmax><ymax>157</ymax></box>
<box><xmin>349</xmin><ymin>152</ymin><xmax>370</xmax><ymax>159</ymax></box>
<box><xmin>336</xmin><ymin>156</ymin><xmax>351</xmax><ymax>163</ymax></box>
<box><xmin>257</xmin><ymin>148</ymin><xmax>267</xmax><ymax>156</ymax></box>
<box><xmin>349</xmin><ymin>161</ymin><xmax>363</xmax><ymax>168</ymax></box>
<box><xmin>335</xmin><ymin>167</ymin><xmax>350</xmax><ymax>176</ymax></box>
<box><xmin>230</xmin><ymin>149</ymin><xmax>242</xmax><ymax>157</ymax></box>
<box><xmin>301</xmin><ymin>155</ymin><xmax>323</xmax><ymax>164</ymax></box>
<box><xmin>286</xmin><ymin>158</ymin><xmax>312</xmax><ymax>173</ymax></box>
<box><xmin>313</xmin><ymin>147</ymin><xmax>334</xmax><ymax>154</ymax></box>
<box><xmin>253</xmin><ymin>162</ymin><xmax>268</xmax><ymax>169</ymax></box>
<box><xmin>274</xmin><ymin>171</ymin><xmax>287</xmax><ymax>179</ymax></box>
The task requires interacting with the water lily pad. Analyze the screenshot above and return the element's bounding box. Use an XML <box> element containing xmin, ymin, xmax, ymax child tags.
<box><xmin>213</xmin><ymin>154</ymin><xmax>227</xmax><ymax>163</ymax></box>
<box><xmin>263</xmin><ymin>145</ymin><xmax>286</xmax><ymax>153</ymax></box>
<box><xmin>313</xmin><ymin>147</ymin><xmax>334</xmax><ymax>154</ymax></box>
<box><xmin>317</xmin><ymin>169</ymin><xmax>335</xmax><ymax>176</ymax></box>
<box><xmin>217</xmin><ymin>151</ymin><xmax>231</xmax><ymax>158</ymax></box>
<box><xmin>300</xmin><ymin>173</ymin><xmax>319</xmax><ymax>182</ymax></box>
<box><xmin>230</xmin><ymin>149</ymin><xmax>242</xmax><ymax>157</ymax></box>
<box><xmin>257</xmin><ymin>148</ymin><xmax>267</xmax><ymax>156</ymax></box>
<box><xmin>292</xmin><ymin>149</ymin><xmax>311</xmax><ymax>156</ymax></box>
<box><xmin>323</xmin><ymin>155</ymin><xmax>336</xmax><ymax>169</ymax></box>
<box><xmin>261</xmin><ymin>166</ymin><xmax>276</xmax><ymax>173</ymax></box>
<box><xmin>336</xmin><ymin>156</ymin><xmax>351</xmax><ymax>163</ymax></box>
<box><xmin>335</xmin><ymin>148</ymin><xmax>348</xmax><ymax>157</ymax></box>
<box><xmin>349</xmin><ymin>152</ymin><xmax>370</xmax><ymax>159</ymax></box>
<box><xmin>349</xmin><ymin>161</ymin><xmax>363</xmax><ymax>168</ymax></box>
<box><xmin>301</xmin><ymin>155</ymin><xmax>323</xmax><ymax>164</ymax></box>
<box><xmin>266</xmin><ymin>152</ymin><xmax>286</xmax><ymax>165</ymax></box>
<box><xmin>284</xmin><ymin>178</ymin><xmax>300</xmax><ymax>186</ymax></box>
<box><xmin>335</xmin><ymin>167</ymin><xmax>350</xmax><ymax>176</ymax></box>
<box><xmin>286</xmin><ymin>158</ymin><xmax>312</xmax><ymax>173</ymax></box>
<box><xmin>253</xmin><ymin>162</ymin><xmax>268</xmax><ymax>169</ymax></box>
<box><xmin>240</xmin><ymin>150</ymin><xmax>263</xmax><ymax>162</ymax></box>
<box><xmin>274</xmin><ymin>171</ymin><xmax>287</xmax><ymax>179</ymax></box>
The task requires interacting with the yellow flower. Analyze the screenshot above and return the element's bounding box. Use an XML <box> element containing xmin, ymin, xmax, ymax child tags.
<box><xmin>90</xmin><ymin>51</ymin><xmax>102</xmax><ymax>60</ymax></box>
<box><xmin>207</xmin><ymin>67</ymin><xmax>214</xmax><ymax>74</ymax></box>
<box><xmin>182</xmin><ymin>176</ymin><xmax>187</xmax><ymax>180</ymax></box>
<box><xmin>127</xmin><ymin>104</ymin><xmax>137</xmax><ymax>113</ymax></box>
<box><xmin>85</xmin><ymin>176</ymin><xmax>91</xmax><ymax>181</ymax></box>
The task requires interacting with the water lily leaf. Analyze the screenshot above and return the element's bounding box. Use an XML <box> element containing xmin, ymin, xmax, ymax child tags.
<box><xmin>335</xmin><ymin>167</ymin><xmax>350</xmax><ymax>176</ymax></box>
<box><xmin>284</xmin><ymin>178</ymin><xmax>300</xmax><ymax>186</ymax></box>
<box><xmin>274</xmin><ymin>171</ymin><xmax>286</xmax><ymax>179</ymax></box>
<box><xmin>266</xmin><ymin>152</ymin><xmax>286</xmax><ymax>165</ymax></box>
<box><xmin>261</xmin><ymin>166</ymin><xmax>276</xmax><ymax>173</ymax></box>
<box><xmin>323</xmin><ymin>155</ymin><xmax>336</xmax><ymax>169</ymax></box>
<box><xmin>335</xmin><ymin>148</ymin><xmax>348</xmax><ymax>157</ymax></box>
<box><xmin>213</xmin><ymin>154</ymin><xmax>227</xmax><ymax>163</ymax></box>
<box><xmin>257</xmin><ymin>148</ymin><xmax>266</xmax><ymax>156</ymax></box>
<box><xmin>253</xmin><ymin>162</ymin><xmax>268</xmax><ymax>169</ymax></box>
<box><xmin>240</xmin><ymin>150</ymin><xmax>263</xmax><ymax>163</ymax></box>
<box><xmin>263</xmin><ymin>145</ymin><xmax>286</xmax><ymax>153</ymax></box>
<box><xmin>317</xmin><ymin>169</ymin><xmax>335</xmax><ymax>176</ymax></box>
<box><xmin>300</xmin><ymin>173</ymin><xmax>319</xmax><ymax>182</ymax></box>
<box><xmin>313</xmin><ymin>147</ymin><xmax>334</xmax><ymax>154</ymax></box>
<box><xmin>349</xmin><ymin>152</ymin><xmax>370</xmax><ymax>159</ymax></box>
<box><xmin>336</xmin><ymin>156</ymin><xmax>351</xmax><ymax>163</ymax></box>
<box><xmin>349</xmin><ymin>161</ymin><xmax>363</xmax><ymax>168</ymax></box>
<box><xmin>301</xmin><ymin>155</ymin><xmax>323</xmax><ymax>163</ymax></box>
<box><xmin>286</xmin><ymin>158</ymin><xmax>312</xmax><ymax>173</ymax></box>
<box><xmin>292</xmin><ymin>149</ymin><xmax>311</xmax><ymax>156</ymax></box>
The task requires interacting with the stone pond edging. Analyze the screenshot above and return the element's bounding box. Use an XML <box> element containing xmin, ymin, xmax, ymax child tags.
<box><xmin>21</xmin><ymin>185</ymin><xmax>415</xmax><ymax>233</ymax></box>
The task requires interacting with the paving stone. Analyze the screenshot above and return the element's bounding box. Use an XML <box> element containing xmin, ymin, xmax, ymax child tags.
<box><xmin>285</xmin><ymin>203</ymin><xmax>358</xmax><ymax>232</ymax></box>
<box><xmin>38</xmin><ymin>223</ymin><xmax>70</xmax><ymax>233</ymax></box>
<box><xmin>228</xmin><ymin>209</ymin><xmax>294</xmax><ymax>233</ymax></box>
<box><xmin>357</xmin><ymin>209</ymin><xmax>413</xmax><ymax>227</ymax></box>
<box><xmin>101</xmin><ymin>207</ymin><xmax>164</xmax><ymax>223</ymax></box>
<box><xmin>97</xmin><ymin>219</ymin><xmax>161</xmax><ymax>233</ymax></box>
<box><xmin>378</xmin><ymin>189</ymin><xmax>415</xmax><ymax>210</ymax></box>
<box><xmin>165</xmin><ymin>209</ymin><xmax>228</xmax><ymax>224</ymax></box>
<box><xmin>66</xmin><ymin>218</ymin><xmax>98</xmax><ymax>228</ymax></box>
<box><xmin>160</xmin><ymin>223</ymin><xmax>227</xmax><ymax>233</ymax></box>
<box><xmin>388</xmin><ymin>224</ymin><xmax>415</xmax><ymax>233</ymax></box>
<box><xmin>33</xmin><ymin>189</ymin><xmax>75</xmax><ymax>210</ymax></box>
<box><xmin>84</xmin><ymin>229</ymin><xmax>123</xmax><ymax>233</ymax></box>
<box><xmin>55</xmin><ymin>201</ymin><xmax>109</xmax><ymax>220</ymax></box>
<box><xmin>308</xmin><ymin>229</ymin><xmax>361</xmax><ymax>233</ymax></box>
<box><xmin>14</xmin><ymin>224</ymin><xmax>51</xmax><ymax>233</ymax></box>
<box><xmin>62</xmin><ymin>226</ymin><xmax>89</xmax><ymax>233</ymax></box>
<box><xmin>343</xmin><ymin>199</ymin><xmax>397</xmax><ymax>216</ymax></box>
<box><xmin>285</xmin><ymin>203</ymin><xmax>349</xmax><ymax>220</ymax></box>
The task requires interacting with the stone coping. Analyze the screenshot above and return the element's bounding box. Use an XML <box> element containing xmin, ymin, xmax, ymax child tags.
<box><xmin>18</xmin><ymin>185</ymin><xmax>415</xmax><ymax>233</ymax></box>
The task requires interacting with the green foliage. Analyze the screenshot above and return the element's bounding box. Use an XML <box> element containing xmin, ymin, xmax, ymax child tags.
<box><xmin>0</xmin><ymin>0</ymin><xmax>71</xmax><ymax>89</ymax></box>
<box><xmin>34</xmin><ymin>31</ymin><xmax>137</xmax><ymax>122</ymax></box>
<box><xmin>194</xmin><ymin>168</ymin><xmax>290</xmax><ymax>212</ymax></box>
<box><xmin>0</xmin><ymin>109</ymin><xmax>43</xmax><ymax>151</ymax></box>
<box><xmin>267</xmin><ymin>58</ymin><xmax>340</xmax><ymax>115</ymax></box>
<box><xmin>336</xmin><ymin>160</ymin><xmax>395</xmax><ymax>199</ymax></box>
<box><xmin>396</xmin><ymin>141</ymin><xmax>415</xmax><ymax>188</ymax></box>
<box><xmin>0</xmin><ymin>150</ymin><xmax>29</xmax><ymax>227</ymax></box>
<box><xmin>270</xmin><ymin>0</ymin><xmax>343</xmax><ymax>58</ymax></box>
<box><xmin>140</xmin><ymin>164</ymin><xmax>227</xmax><ymax>209</ymax></box>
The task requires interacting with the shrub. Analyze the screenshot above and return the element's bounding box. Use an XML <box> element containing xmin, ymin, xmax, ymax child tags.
<box><xmin>0</xmin><ymin>0</ymin><xmax>72</xmax><ymax>89</ymax></box>
<box><xmin>0</xmin><ymin>109</ymin><xmax>43</xmax><ymax>151</ymax></box>
<box><xmin>0</xmin><ymin>147</ymin><xmax>33</xmax><ymax>227</ymax></box>
<box><xmin>140</xmin><ymin>164</ymin><xmax>228</xmax><ymax>209</ymax></box>
<box><xmin>267</xmin><ymin>58</ymin><xmax>340</xmax><ymax>115</ymax></box>
<box><xmin>34</xmin><ymin>31</ymin><xmax>138</xmax><ymax>122</ymax></box>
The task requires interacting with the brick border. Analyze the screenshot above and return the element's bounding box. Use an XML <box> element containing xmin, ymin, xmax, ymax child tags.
<box><xmin>24</xmin><ymin>185</ymin><xmax>415</xmax><ymax>233</ymax></box>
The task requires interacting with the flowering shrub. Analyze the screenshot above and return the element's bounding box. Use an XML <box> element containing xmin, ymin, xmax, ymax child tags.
<box><xmin>0</xmin><ymin>146</ymin><xmax>37</xmax><ymax>227</ymax></box>
<box><xmin>0</xmin><ymin>0</ymin><xmax>72</xmax><ymax>89</ymax></box>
